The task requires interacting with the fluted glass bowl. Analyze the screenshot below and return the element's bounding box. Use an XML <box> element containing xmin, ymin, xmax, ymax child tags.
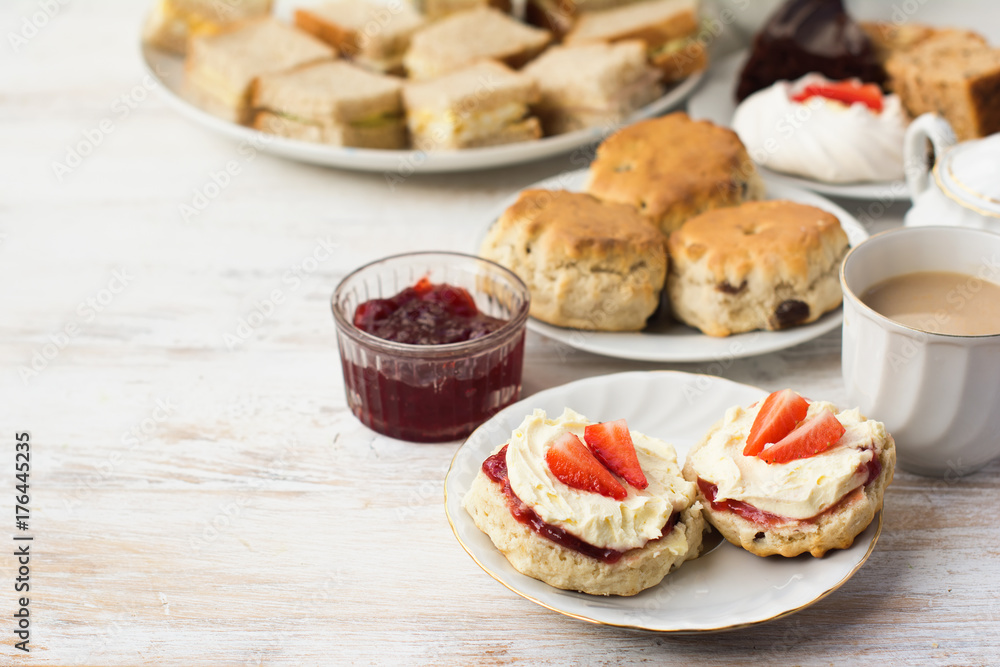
<box><xmin>332</xmin><ymin>252</ymin><xmax>530</xmax><ymax>442</ymax></box>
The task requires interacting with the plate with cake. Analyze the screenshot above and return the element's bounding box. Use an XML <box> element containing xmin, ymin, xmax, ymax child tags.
<box><xmin>445</xmin><ymin>371</ymin><xmax>889</xmax><ymax>632</ymax></box>
<box><xmin>687</xmin><ymin>0</ymin><xmax>1000</xmax><ymax>199</ymax></box>
<box><xmin>140</xmin><ymin>0</ymin><xmax>708</xmax><ymax>173</ymax></box>
<box><xmin>688</xmin><ymin>50</ymin><xmax>908</xmax><ymax>200</ymax></box>
<box><xmin>478</xmin><ymin>112</ymin><xmax>868</xmax><ymax>363</ymax></box>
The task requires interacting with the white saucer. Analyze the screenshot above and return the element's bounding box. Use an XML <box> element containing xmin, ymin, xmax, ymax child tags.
<box><xmin>687</xmin><ymin>50</ymin><xmax>909</xmax><ymax>202</ymax></box>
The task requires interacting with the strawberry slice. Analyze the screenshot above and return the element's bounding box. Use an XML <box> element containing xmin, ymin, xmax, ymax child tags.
<box><xmin>545</xmin><ymin>432</ymin><xmax>627</xmax><ymax>500</ymax></box>
<box><xmin>791</xmin><ymin>80</ymin><xmax>884</xmax><ymax>113</ymax></box>
<box><xmin>744</xmin><ymin>389</ymin><xmax>810</xmax><ymax>456</ymax></box>
<box><xmin>583</xmin><ymin>419</ymin><xmax>648</xmax><ymax>489</ymax></box>
<box><xmin>758</xmin><ymin>410</ymin><xmax>847</xmax><ymax>464</ymax></box>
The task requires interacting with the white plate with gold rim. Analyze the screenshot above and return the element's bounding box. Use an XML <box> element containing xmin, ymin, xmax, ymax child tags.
<box><xmin>480</xmin><ymin>169</ymin><xmax>869</xmax><ymax>363</ymax></box>
<box><xmin>687</xmin><ymin>50</ymin><xmax>909</xmax><ymax>201</ymax></box>
<box><xmin>444</xmin><ymin>371</ymin><xmax>882</xmax><ymax>632</ymax></box>
<box><xmin>141</xmin><ymin>41</ymin><xmax>703</xmax><ymax>175</ymax></box>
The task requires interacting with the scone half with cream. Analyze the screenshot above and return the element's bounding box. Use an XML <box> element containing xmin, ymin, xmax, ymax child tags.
<box><xmin>463</xmin><ymin>408</ymin><xmax>704</xmax><ymax>596</ymax></box>
<box><xmin>682</xmin><ymin>389</ymin><xmax>895</xmax><ymax>558</ymax></box>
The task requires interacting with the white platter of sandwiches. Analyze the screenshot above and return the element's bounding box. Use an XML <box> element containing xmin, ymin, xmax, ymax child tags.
<box><xmin>141</xmin><ymin>0</ymin><xmax>710</xmax><ymax>173</ymax></box>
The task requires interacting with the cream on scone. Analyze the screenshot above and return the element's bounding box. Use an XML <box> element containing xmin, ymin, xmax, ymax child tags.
<box><xmin>682</xmin><ymin>391</ymin><xmax>895</xmax><ymax>558</ymax></box>
<box><xmin>463</xmin><ymin>408</ymin><xmax>704</xmax><ymax>596</ymax></box>
<box><xmin>667</xmin><ymin>200</ymin><xmax>849</xmax><ymax>337</ymax></box>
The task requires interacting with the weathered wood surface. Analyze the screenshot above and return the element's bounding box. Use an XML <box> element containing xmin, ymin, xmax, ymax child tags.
<box><xmin>2</xmin><ymin>1</ymin><xmax>999</xmax><ymax>665</ymax></box>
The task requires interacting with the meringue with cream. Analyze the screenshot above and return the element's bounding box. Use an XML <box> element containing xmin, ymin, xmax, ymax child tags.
<box><xmin>732</xmin><ymin>73</ymin><xmax>908</xmax><ymax>183</ymax></box>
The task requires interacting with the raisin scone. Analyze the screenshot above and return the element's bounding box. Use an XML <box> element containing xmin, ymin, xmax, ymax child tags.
<box><xmin>667</xmin><ymin>200</ymin><xmax>849</xmax><ymax>337</ymax></box>
<box><xmin>463</xmin><ymin>408</ymin><xmax>704</xmax><ymax>596</ymax></box>
<box><xmin>682</xmin><ymin>389</ymin><xmax>895</xmax><ymax>558</ymax></box>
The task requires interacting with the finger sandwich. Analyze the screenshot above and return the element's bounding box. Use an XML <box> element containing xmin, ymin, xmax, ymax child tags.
<box><xmin>294</xmin><ymin>0</ymin><xmax>425</xmax><ymax>74</ymax></box>
<box><xmin>403</xmin><ymin>61</ymin><xmax>541</xmax><ymax>150</ymax></box>
<box><xmin>525</xmin><ymin>0</ymin><xmax>645</xmax><ymax>39</ymax></box>
<box><xmin>144</xmin><ymin>0</ymin><xmax>273</xmax><ymax>55</ymax></box>
<box><xmin>403</xmin><ymin>8</ymin><xmax>552</xmax><ymax>80</ymax></box>
<box><xmin>409</xmin><ymin>0</ymin><xmax>513</xmax><ymax>21</ymax></box>
<box><xmin>522</xmin><ymin>40</ymin><xmax>663</xmax><ymax>135</ymax></box>
<box><xmin>185</xmin><ymin>18</ymin><xmax>336</xmax><ymax>123</ymax></box>
<box><xmin>251</xmin><ymin>61</ymin><xmax>406</xmax><ymax>149</ymax></box>
<box><xmin>564</xmin><ymin>0</ymin><xmax>706</xmax><ymax>83</ymax></box>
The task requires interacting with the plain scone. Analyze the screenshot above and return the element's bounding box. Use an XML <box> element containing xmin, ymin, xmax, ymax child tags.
<box><xmin>587</xmin><ymin>112</ymin><xmax>765</xmax><ymax>235</ymax></box>
<box><xmin>463</xmin><ymin>466</ymin><xmax>705</xmax><ymax>596</ymax></box>
<box><xmin>480</xmin><ymin>189</ymin><xmax>667</xmax><ymax>331</ymax></box>
<box><xmin>667</xmin><ymin>200</ymin><xmax>849</xmax><ymax>337</ymax></box>
<box><xmin>682</xmin><ymin>429</ymin><xmax>895</xmax><ymax>558</ymax></box>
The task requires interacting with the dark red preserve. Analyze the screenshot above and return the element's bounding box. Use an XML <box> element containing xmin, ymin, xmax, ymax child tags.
<box><xmin>353</xmin><ymin>277</ymin><xmax>507</xmax><ymax>344</ymax></box>
<box><xmin>338</xmin><ymin>272</ymin><xmax>527</xmax><ymax>442</ymax></box>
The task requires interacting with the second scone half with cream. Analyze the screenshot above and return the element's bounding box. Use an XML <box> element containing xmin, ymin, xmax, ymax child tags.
<box><xmin>682</xmin><ymin>392</ymin><xmax>895</xmax><ymax>558</ymax></box>
<box><xmin>463</xmin><ymin>408</ymin><xmax>704</xmax><ymax>596</ymax></box>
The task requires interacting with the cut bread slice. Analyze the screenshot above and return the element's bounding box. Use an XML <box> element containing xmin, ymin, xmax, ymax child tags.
<box><xmin>403</xmin><ymin>60</ymin><xmax>542</xmax><ymax>149</ymax></box>
<box><xmin>185</xmin><ymin>18</ymin><xmax>336</xmax><ymax>123</ymax></box>
<box><xmin>294</xmin><ymin>1</ymin><xmax>424</xmax><ymax>73</ymax></box>
<box><xmin>887</xmin><ymin>39</ymin><xmax>1000</xmax><ymax>141</ymax></box>
<box><xmin>403</xmin><ymin>8</ymin><xmax>551</xmax><ymax>80</ymax></box>
<box><xmin>564</xmin><ymin>0</ymin><xmax>703</xmax><ymax>79</ymax></box>
<box><xmin>861</xmin><ymin>21</ymin><xmax>987</xmax><ymax>64</ymax></box>
<box><xmin>143</xmin><ymin>0</ymin><xmax>273</xmax><ymax>55</ymax></box>
<box><xmin>565</xmin><ymin>0</ymin><xmax>697</xmax><ymax>46</ymax></box>
<box><xmin>251</xmin><ymin>60</ymin><xmax>406</xmax><ymax>148</ymax></box>
<box><xmin>525</xmin><ymin>0</ymin><xmax>645</xmax><ymax>39</ymax></box>
<box><xmin>409</xmin><ymin>0</ymin><xmax>513</xmax><ymax>21</ymax></box>
<box><xmin>522</xmin><ymin>41</ymin><xmax>663</xmax><ymax>135</ymax></box>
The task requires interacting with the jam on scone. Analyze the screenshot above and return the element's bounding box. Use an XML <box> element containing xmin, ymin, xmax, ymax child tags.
<box><xmin>463</xmin><ymin>408</ymin><xmax>704</xmax><ymax>596</ymax></box>
<box><xmin>682</xmin><ymin>389</ymin><xmax>895</xmax><ymax>557</ymax></box>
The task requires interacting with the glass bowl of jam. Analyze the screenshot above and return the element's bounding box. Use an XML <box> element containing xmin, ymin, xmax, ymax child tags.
<box><xmin>332</xmin><ymin>252</ymin><xmax>530</xmax><ymax>442</ymax></box>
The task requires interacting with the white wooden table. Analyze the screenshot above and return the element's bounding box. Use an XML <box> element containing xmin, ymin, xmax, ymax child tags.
<box><xmin>3</xmin><ymin>1</ymin><xmax>999</xmax><ymax>664</ymax></box>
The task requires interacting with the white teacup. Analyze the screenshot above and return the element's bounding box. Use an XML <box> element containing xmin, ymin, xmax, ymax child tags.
<box><xmin>840</xmin><ymin>226</ymin><xmax>1000</xmax><ymax>477</ymax></box>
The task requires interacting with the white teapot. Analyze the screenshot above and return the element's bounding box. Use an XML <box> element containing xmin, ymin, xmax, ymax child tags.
<box><xmin>903</xmin><ymin>113</ymin><xmax>1000</xmax><ymax>229</ymax></box>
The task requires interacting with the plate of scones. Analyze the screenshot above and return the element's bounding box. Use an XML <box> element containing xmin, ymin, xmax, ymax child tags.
<box><xmin>141</xmin><ymin>0</ymin><xmax>708</xmax><ymax>172</ymax></box>
<box><xmin>445</xmin><ymin>370</ymin><xmax>894</xmax><ymax>631</ymax></box>
<box><xmin>479</xmin><ymin>112</ymin><xmax>868</xmax><ymax>362</ymax></box>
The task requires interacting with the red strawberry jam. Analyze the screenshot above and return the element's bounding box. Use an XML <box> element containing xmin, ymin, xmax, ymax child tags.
<box><xmin>353</xmin><ymin>277</ymin><xmax>506</xmax><ymax>344</ymax></box>
<box><xmin>342</xmin><ymin>277</ymin><xmax>524</xmax><ymax>442</ymax></box>
<box><xmin>483</xmin><ymin>445</ymin><xmax>676</xmax><ymax>564</ymax></box>
<box><xmin>697</xmin><ymin>452</ymin><xmax>882</xmax><ymax>527</ymax></box>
